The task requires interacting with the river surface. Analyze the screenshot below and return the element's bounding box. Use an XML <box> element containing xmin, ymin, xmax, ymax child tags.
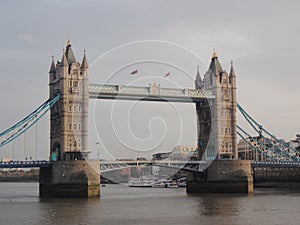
<box><xmin>0</xmin><ymin>182</ymin><xmax>299</xmax><ymax>225</ymax></box>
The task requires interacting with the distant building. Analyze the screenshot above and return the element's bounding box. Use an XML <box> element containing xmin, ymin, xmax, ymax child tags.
<box><xmin>238</xmin><ymin>136</ymin><xmax>287</xmax><ymax>161</ymax></box>
<box><xmin>152</xmin><ymin>152</ymin><xmax>171</xmax><ymax>160</ymax></box>
<box><xmin>170</xmin><ymin>146</ymin><xmax>197</xmax><ymax>160</ymax></box>
<box><xmin>152</xmin><ymin>145</ymin><xmax>198</xmax><ymax>161</ymax></box>
<box><xmin>238</xmin><ymin>138</ymin><xmax>263</xmax><ymax>161</ymax></box>
<box><xmin>289</xmin><ymin>134</ymin><xmax>300</xmax><ymax>150</ymax></box>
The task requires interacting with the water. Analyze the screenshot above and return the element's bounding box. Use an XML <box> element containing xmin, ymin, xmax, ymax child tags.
<box><xmin>0</xmin><ymin>182</ymin><xmax>300</xmax><ymax>225</ymax></box>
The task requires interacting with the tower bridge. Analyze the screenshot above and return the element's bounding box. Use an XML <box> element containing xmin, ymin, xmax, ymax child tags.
<box><xmin>1</xmin><ymin>38</ymin><xmax>299</xmax><ymax>197</ymax></box>
<box><xmin>44</xmin><ymin>38</ymin><xmax>253</xmax><ymax>197</ymax></box>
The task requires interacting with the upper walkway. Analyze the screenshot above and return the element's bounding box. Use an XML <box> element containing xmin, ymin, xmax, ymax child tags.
<box><xmin>88</xmin><ymin>83</ymin><xmax>215</xmax><ymax>102</ymax></box>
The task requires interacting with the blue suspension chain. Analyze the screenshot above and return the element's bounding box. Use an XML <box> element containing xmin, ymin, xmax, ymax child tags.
<box><xmin>0</xmin><ymin>94</ymin><xmax>60</xmax><ymax>148</ymax></box>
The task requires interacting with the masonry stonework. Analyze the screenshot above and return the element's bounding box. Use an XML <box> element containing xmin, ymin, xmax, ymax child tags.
<box><xmin>40</xmin><ymin>39</ymin><xmax>100</xmax><ymax>198</ymax></box>
<box><xmin>189</xmin><ymin>52</ymin><xmax>253</xmax><ymax>193</ymax></box>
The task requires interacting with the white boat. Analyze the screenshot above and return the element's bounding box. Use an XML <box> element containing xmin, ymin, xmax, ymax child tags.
<box><xmin>128</xmin><ymin>176</ymin><xmax>184</xmax><ymax>188</ymax></box>
<box><xmin>176</xmin><ymin>177</ymin><xmax>187</xmax><ymax>187</ymax></box>
<box><xmin>128</xmin><ymin>175</ymin><xmax>159</xmax><ymax>187</ymax></box>
<box><xmin>152</xmin><ymin>178</ymin><xmax>179</xmax><ymax>188</ymax></box>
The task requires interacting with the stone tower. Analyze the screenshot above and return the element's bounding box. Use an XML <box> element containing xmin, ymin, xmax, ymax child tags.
<box><xmin>189</xmin><ymin>52</ymin><xmax>253</xmax><ymax>194</ymax></box>
<box><xmin>49</xmin><ymin>38</ymin><xmax>89</xmax><ymax>161</ymax></box>
<box><xmin>41</xmin><ymin>39</ymin><xmax>100</xmax><ymax>198</ymax></box>
<box><xmin>195</xmin><ymin>51</ymin><xmax>238</xmax><ymax>160</ymax></box>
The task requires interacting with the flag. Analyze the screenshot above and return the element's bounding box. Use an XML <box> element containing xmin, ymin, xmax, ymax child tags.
<box><xmin>130</xmin><ymin>70</ymin><xmax>138</xmax><ymax>75</ymax></box>
<box><xmin>164</xmin><ymin>72</ymin><xmax>170</xmax><ymax>78</ymax></box>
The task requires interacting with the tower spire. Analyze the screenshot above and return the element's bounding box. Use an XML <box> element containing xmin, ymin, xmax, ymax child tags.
<box><xmin>229</xmin><ymin>59</ymin><xmax>236</xmax><ymax>78</ymax></box>
<box><xmin>81</xmin><ymin>49</ymin><xmax>89</xmax><ymax>69</ymax></box>
<box><xmin>67</xmin><ymin>35</ymin><xmax>71</xmax><ymax>46</ymax></box>
<box><xmin>212</xmin><ymin>48</ymin><xmax>218</xmax><ymax>59</ymax></box>
<box><xmin>61</xmin><ymin>49</ymin><xmax>68</xmax><ymax>67</ymax></box>
<box><xmin>65</xmin><ymin>37</ymin><xmax>76</xmax><ymax>65</ymax></box>
<box><xmin>49</xmin><ymin>55</ymin><xmax>56</xmax><ymax>73</ymax></box>
<box><xmin>195</xmin><ymin>65</ymin><xmax>202</xmax><ymax>89</ymax></box>
<box><xmin>209</xmin><ymin>49</ymin><xmax>223</xmax><ymax>76</ymax></box>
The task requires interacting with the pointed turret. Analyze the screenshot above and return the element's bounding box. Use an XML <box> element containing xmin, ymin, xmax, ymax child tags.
<box><xmin>65</xmin><ymin>37</ymin><xmax>77</xmax><ymax>65</ymax></box>
<box><xmin>195</xmin><ymin>65</ymin><xmax>202</xmax><ymax>89</ymax></box>
<box><xmin>61</xmin><ymin>49</ymin><xmax>68</xmax><ymax>67</ymax></box>
<box><xmin>49</xmin><ymin>56</ymin><xmax>56</xmax><ymax>73</ymax></box>
<box><xmin>229</xmin><ymin>60</ymin><xmax>236</xmax><ymax>78</ymax></box>
<box><xmin>81</xmin><ymin>50</ymin><xmax>88</xmax><ymax>69</ymax></box>
<box><xmin>229</xmin><ymin>60</ymin><xmax>236</xmax><ymax>87</ymax></box>
<box><xmin>208</xmin><ymin>49</ymin><xmax>223</xmax><ymax>76</ymax></box>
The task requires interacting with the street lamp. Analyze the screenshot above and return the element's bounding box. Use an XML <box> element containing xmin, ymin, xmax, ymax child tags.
<box><xmin>95</xmin><ymin>142</ymin><xmax>100</xmax><ymax>160</ymax></box>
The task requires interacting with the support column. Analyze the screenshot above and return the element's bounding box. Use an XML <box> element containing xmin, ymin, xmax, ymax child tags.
<box><xmin>186</xmin><ymin>160</ymin><xmax>253</xmax><ymax>193</ymax></box>
<box><xmin>40</xmin><ymin>160</ymin><xmax>100</xmax><ymax>198</ymax></box>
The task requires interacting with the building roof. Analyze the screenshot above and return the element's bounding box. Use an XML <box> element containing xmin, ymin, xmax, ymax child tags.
<box><xmin>61</xmin><ymin>49</ymin><xmax>68</xmax><ymax>67</ymax></box>
<box><xmin>65</xmin><ymin>41</ymin><xmax>77</xmax><ymax>66</ymax></box>
<box><xmin>208</xmin><ymin>50</ymin><xmax>223</xmax><ymax>76</ymax></box>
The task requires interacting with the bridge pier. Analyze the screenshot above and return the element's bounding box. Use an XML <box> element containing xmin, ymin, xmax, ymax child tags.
<box><xmin>186</xmin><ymin>160</ymin><xmax>253</xmax><ymax>194</ymax></box>
<box><xmin>39</xmin><ymin>160</ymin><xmax>100</xmax><ymax>198</ymax></box>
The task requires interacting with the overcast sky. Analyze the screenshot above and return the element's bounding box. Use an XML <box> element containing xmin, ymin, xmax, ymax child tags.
<box><xmin>0</xmin><ymin>0</ymin><xmax>299</xmax><ymax>160</ymax></box>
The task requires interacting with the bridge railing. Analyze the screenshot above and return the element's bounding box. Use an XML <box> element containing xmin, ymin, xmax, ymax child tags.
<box><xmin>251</xmin><ymin>161</ymin><xmax>300</xmax><ymax>168</ymax></box>
<box><xmin>0</xmin><ymin>160</ymin><xmax>51</xmax><ymax>168</ymax></box>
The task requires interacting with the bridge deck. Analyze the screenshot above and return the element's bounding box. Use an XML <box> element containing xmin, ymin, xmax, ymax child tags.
<box><xmin>0</xmin><ymin>160</ymin><xmax>51</xmax><ymax>168</ymax></box>
<box><xmin>1</xmin><ymin>160</ymin><xmax>300</xmax><ymax>169</ymax></box>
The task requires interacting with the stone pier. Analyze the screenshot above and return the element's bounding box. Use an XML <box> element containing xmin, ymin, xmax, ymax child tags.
<box><xmin>40</xmin><ymin>160</ymin><xmax>100</xmax><ymax>198</ymax></box>
<box><xmin>186</xmin><ymin>160</ymin><xmax>253</xmax><ymax>194</ymax></box>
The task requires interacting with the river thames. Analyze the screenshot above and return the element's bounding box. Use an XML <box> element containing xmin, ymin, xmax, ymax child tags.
<box><xmin>0</xmin><ymin>182</ymin><xmax>299</xmax><ymax>225</ymax></box>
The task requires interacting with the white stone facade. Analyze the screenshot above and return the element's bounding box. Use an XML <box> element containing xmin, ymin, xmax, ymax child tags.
<box><xmin>196</xmin><ymin>53</ymin><xmax>237</xmax><ymax>159</ymax></box>
<box><xmin>49</xmin><ymin>40</ymin><xmax>89</xmax><ymax>160</ymax></box>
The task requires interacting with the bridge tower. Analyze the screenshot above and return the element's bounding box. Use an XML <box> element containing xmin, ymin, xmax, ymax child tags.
<box><xmin>188</xmin><ymin>51</ymin><xmax>253</xmax><ymax>193</ymax></box>
<box><xmin>40</xmin><ymin>39</ymin><xmax>100</xmax><ymax>198</ymax></box>
<box><xmin>196</xmin><ymin>51</ymin><xmax>238</xmax><ymax>160</ymax></box>
<box><xmin>49</xmin><ymin>38</ymin><xmax>89</xmax><ymax>161</ymax></box>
